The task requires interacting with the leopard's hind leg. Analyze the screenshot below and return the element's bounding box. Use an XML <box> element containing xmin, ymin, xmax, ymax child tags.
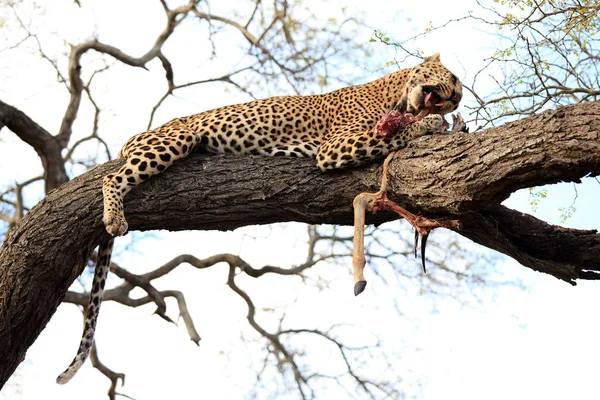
<box><xmin>103</xmin><ymin>119</ymin><xmax>200</xmax><ymax>236</ymax></box>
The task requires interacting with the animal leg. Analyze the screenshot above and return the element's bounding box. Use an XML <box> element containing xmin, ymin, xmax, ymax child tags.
<box><xmin>352</xmin><ymin>153</ymin><xmax>460</xmax><ymax>295</ymax></box>
<box><xmin>103</xmin><ymin>121</ymin><xmax>199</xmax><ymax>236</ymax></box>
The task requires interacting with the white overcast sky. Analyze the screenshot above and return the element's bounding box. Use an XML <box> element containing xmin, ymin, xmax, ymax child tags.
<box><xmin>1</xmin><ymin>0</ymin><xmax>599</xmax><ymax>399</ymax></box>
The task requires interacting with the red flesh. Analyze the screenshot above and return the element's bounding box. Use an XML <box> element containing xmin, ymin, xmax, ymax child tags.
<box><xmin>374</xmin><ymin>111</ymin><xmax>416</xmax><ymax>137</ymax></box>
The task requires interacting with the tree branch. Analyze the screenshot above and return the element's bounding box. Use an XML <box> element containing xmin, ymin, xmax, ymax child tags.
<box><xmin>62</xmin><ymin>224</ymin><xmax>382</xmax><ymax>396</ymax></box>
<box><xmin>89</xmin><ymin>343</ymin><xmax>125</xmax><ymax>400</ymax></box>
<box><xmin>1</xmin><ymin>101</ymin><xmax>599</xmax><ymax>386</ymax></box>
<box><xmin>56</xmin><ymin>0</ymin><xmax>199</xmax><ymax>147</ymax></box>
<box><xmin>0</xmin><ymin>100</ymin><xmax>68</xmax><ymax>192</ymax></box>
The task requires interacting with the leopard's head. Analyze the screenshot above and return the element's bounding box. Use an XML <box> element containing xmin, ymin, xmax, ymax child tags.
<box><xmin>396</xmin><ymin>53</ymin><xmax>463</xmax><ymax>119</ymax></box>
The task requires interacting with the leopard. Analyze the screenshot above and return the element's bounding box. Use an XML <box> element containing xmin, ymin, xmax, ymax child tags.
<box><xmin>57</xmin><ymin>53</ymin><xmax>462</xmax><ymax>383</ymax></box>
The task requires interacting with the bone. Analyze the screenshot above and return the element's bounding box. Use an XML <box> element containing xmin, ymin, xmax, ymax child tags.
<box><xmin>415</xmin><ymin>108</ymin><xmax>429</xmax><ymax>120</ymax></box>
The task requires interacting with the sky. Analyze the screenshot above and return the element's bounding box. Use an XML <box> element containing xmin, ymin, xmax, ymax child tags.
<box><xmin>1</xmin><ymin>0</ymin><xmax>600</xmax><ymax>399</ymax></box>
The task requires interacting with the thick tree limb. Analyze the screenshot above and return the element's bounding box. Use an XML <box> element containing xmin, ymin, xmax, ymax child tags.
<box><xmin>1</xmin><ymin>101</ymin><xmax>599</xmax><ymax>386</ymax></box>
<box><xmin>0</xmin><ymin>99</ymin><xmax>68</xmax><ymax>192</ymax></box>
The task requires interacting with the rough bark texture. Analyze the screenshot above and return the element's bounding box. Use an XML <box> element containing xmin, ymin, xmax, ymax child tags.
<box><xmin>0</xmin><ymin>100</ymin><xmax>68</xmax><ymax>192</ymax></box>
<box><xmin>1</xmin><ymin>101</ymin><xmax>600</xmax><ymax>386</ymax></box>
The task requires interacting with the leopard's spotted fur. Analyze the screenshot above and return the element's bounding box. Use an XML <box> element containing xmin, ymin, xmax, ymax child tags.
<box><xmin>57</xmin><ymin>53</ymin><xmax>462</xmax><ymax>383</ymax></box>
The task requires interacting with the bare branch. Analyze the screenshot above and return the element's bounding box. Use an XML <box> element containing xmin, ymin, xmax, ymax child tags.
<box><xmin>56</xmin><ymin>0</ymin><xmax>200</xmax><ymax>148</ymax></box>
<box><xmin>146</xmin><ymin>67</ymin><xmax>253</xmax><ymax>129</ymax></box>
<box><xmin>226</xmin><ymin>264</ymin><xmax>309</xmax><ymax>397</ymax></box>
<box><xmin>0</xmin><ymin>100</ymin><xmax>67</xmax><ymax>192</ymax></box>
<box><xmin>89</xmin><ymin>343</ymin><xmax>125</xmax><ymax>400</ymax></box>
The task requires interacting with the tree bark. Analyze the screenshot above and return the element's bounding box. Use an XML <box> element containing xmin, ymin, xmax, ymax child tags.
<box><xmin>1</xmin><ymin>101</ymin><xmax>599</xmax><ymax>386</ymax></box>
<box><xmin>0</xmin><ymin>100</ymin><xmax>69</xmax><ymax>192</ymax></box>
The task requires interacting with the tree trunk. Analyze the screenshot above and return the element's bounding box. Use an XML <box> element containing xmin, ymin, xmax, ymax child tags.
<box><xmin>1</xmin><ymin>101</ymin><xmax>599</xmax><ymax>386</ymax></box>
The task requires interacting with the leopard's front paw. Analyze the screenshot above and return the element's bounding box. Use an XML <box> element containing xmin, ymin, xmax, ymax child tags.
<box><xmin>420</xmin><ymin>114</ymin><xmax>444</xmax><ymax>133</ymax></box>
<box><xmin>103</xmin><ymin>212</ymin><xmax>128</xmax><ymax>237</ymax></box>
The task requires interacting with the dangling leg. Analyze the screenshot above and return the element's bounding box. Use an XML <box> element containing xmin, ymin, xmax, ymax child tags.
<box><xmin>103</xmin><ymin>119</ymin><xmax>199</xmax><ymax>236</ymax></box>
<box><xmin>352</xmin><ymin>152</ymin><xmax>461</xmax><ymax>296</ymax></box>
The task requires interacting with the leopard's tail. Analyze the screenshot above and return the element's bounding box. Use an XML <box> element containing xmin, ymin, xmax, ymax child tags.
<box><xmin>56</xmin><ymin>238</ymin><xmax>114</xmax><ymax>384</ymax></box>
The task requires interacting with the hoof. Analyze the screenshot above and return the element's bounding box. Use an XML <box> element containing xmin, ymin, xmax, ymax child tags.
<box><xmin>420</xmin><ymin>233</ymin><xmax>429</xmax><ymax>273</ymax></box>
<box><xmin>354</xmin><ymin>280</ymin><xmax>367</xmax><ymax>296</ymax></box>
<box><xmin>413</xmin><ymin>230</ymin><xmax>419</xmax><ymax>258</ymax></box>
<box><xmin>414</xmin><ymin>231</ymin><xmax>428</xmax><ymax>273</ymax></box>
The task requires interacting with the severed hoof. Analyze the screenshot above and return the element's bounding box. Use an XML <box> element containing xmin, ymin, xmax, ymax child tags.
<box><xmin>414</xmin><ymin>230</ymin><xmax>419</xmax><ymax>258</ymax></box>
<box><xmin>420</xmin><ymin>233</ymin><xmax>429</xmax><ymax>273</ymax></box>
<box><xmin>354</xmin><ymin>280</ymin><xmax>367</xmax><ymax>296</ymax></box>
<box><xmin>413</xmin><ymin>230</ymin><xmax>429</xmax><ymax>273</ymax></box>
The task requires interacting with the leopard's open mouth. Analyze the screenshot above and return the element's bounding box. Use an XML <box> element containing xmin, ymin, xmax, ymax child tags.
<box><xmin>414</xmin><ymin>89</ymin><xmax>446</xmax><ymax>121</ymax></box>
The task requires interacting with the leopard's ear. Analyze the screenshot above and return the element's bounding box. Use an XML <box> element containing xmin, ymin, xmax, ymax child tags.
<box><xmin>423</xmin><ymin>53</ymin><xmax>441</xmax><ymax>63</ymax></box>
